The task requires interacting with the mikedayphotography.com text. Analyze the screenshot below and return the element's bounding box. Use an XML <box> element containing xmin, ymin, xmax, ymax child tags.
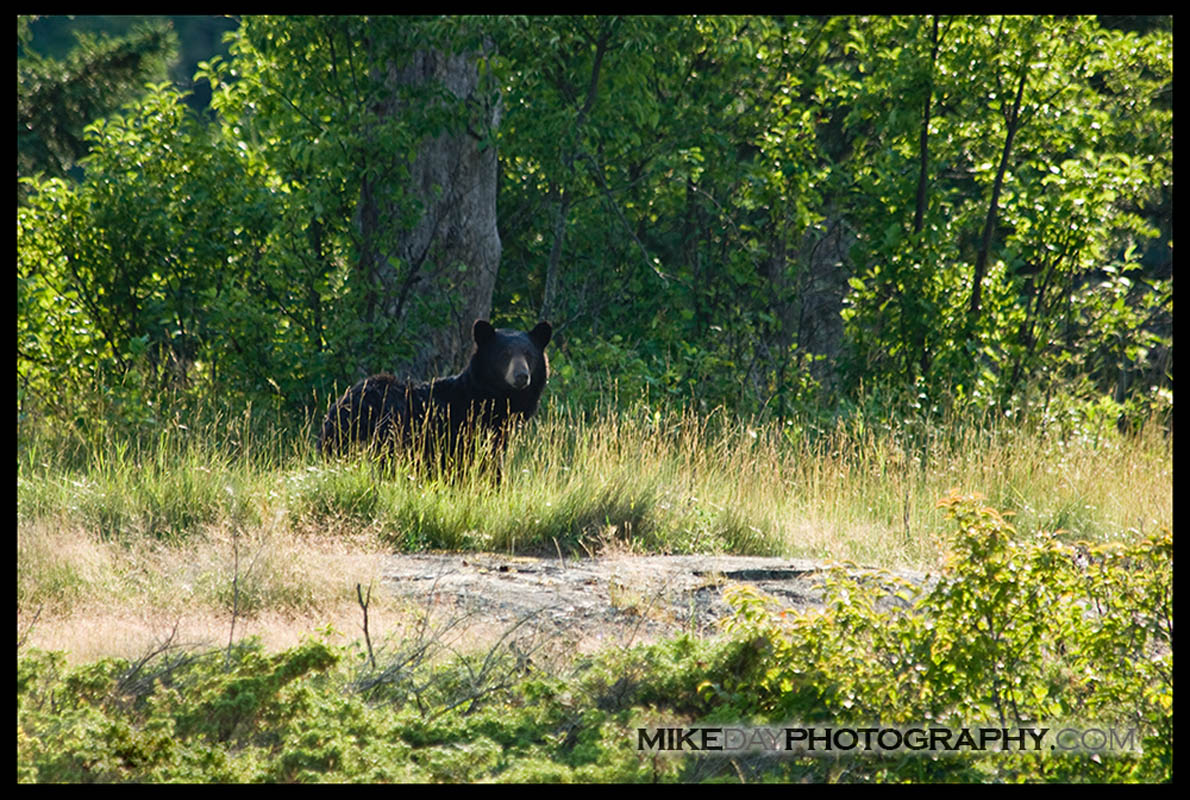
<box><xmin>637</xmin><ymin>725</ymin><xmax>1142</xmax><ymax>757</ymax></box>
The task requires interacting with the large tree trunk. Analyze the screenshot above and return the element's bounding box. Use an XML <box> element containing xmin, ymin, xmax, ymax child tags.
<box><xmin>357</xmin><ymin>45</ymin><xmax>502</xmax><ymax>381</ymax></box>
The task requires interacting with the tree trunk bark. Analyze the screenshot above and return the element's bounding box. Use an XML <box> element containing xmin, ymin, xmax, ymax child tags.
<box><xmin>968</xmin><ymin>56</ymin><xmax>1030</xmax><ymax>322</ymax></box>
<box><xmin>912</xmin><ymin>16</ymin><xmax>940</xmax><ymax>236</ymax></box>
<box><xmin>358</xmin><ymin>45</ymin><xmax>502</xmax><ymax>380</ymax></box>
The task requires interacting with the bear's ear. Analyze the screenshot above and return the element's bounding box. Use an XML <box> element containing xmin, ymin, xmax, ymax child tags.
<box><xmin>529</xmin><ymin>321</ymin><xmax>552</xmax><ymax>350</ymax></box>
<box><xmin>473</xmin><ymin>320</ymin><xmax>496</xmax><ymax>345</ymax></box>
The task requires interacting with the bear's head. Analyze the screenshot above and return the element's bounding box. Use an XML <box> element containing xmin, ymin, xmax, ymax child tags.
<box><xmin>471</xmin><ymin>319</ymin><xmax>552</xmax><ymax>397</ymax></box>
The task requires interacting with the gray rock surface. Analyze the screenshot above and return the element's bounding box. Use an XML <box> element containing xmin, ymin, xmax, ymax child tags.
<box><xmin>380</xmin><ymin>553</ymin><xmax>932</xmax><ymax>647</ymax></box>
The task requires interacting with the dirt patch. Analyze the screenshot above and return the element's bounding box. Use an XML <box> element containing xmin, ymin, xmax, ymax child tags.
<box><xmin>19</xmin><ymin>549</ymin><xmax>933</xmax><ymax>663</ymax></box>
<box><xmin>380</xmin><ymin>553</ymin><xmax>932</xmax><ymax>650</ymax></box>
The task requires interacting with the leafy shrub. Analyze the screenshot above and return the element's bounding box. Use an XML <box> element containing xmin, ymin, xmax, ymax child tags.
<box><xmin>710</xmin><ymin>491</ymin><xmax>1172</xmax><ymax>781</ymax></box>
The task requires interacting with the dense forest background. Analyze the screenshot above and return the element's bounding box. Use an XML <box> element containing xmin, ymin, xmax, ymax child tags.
<box><xmin>17</xmin><ymin>15</ymin><xmax>1172</xmax><ymax>439</ymax></box>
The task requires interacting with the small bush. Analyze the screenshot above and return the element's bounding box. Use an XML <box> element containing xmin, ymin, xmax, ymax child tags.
<box><xmin>710</xmin><ymin>491</ymin><xmax>1172</xmax><ymax>782</ymax></box>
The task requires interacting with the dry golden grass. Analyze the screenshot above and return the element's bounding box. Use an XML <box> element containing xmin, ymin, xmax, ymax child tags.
<box><xmin>17</xmin><ymin>517</ymin><xmax>398</xmax><ymax>663</ymax></box>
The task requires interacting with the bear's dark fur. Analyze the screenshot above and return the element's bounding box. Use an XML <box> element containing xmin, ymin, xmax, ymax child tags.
<box><xmin>319</xmin><ymin>320</ymin><xmax>552</xmax><ymax>472</ymax></box>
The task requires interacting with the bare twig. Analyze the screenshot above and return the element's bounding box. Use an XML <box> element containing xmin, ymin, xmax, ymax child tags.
<box><xmin>115</xmin><ymin>623</ymin><xmax>205</xmax><ymax>698</ymax></box>
<box><xmin>225</xmin><ymin>527</ymin><xmax>241</xmax><ymax>669</ymax></box>
<box><xmin>17</xmin><ymin>604</ymin><xmax>43</xmax><ymax>650</ymax></box>
<box><xmin>357</xmin><ymin>581</ymin><xmax>377</xmax><ymax>670</ymax></box>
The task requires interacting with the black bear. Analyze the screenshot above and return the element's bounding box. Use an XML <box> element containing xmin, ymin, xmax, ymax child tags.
<box><xmin>319</xmin><ymin>320</ymin><xmax>552</xmax><ymax>473</ymax></box>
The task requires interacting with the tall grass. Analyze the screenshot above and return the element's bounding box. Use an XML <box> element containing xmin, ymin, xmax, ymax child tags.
<box><xmin>18</xmin><ymin>395</ymin><xmax>1172</xmax><ymax>633</ymax></box>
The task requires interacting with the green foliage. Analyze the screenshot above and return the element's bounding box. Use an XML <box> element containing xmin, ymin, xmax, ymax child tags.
<box><xmin>17</xmin><ymin>16</ymin><xmax>179</xmax><ymax>195</ymax></box>
<box><xmin>712</xmin><ymin>491</ymin><xmax>1172</xmax><ymax>781</ymax></box>
<box><xmin>19</xmin><ymin>639</ymin><xmax>338</xmax><ymax>782</ymax></box>
<box><xmin>18</xmin><ymin>16</ymin><xmax>500</xmax><ymax>435</ymax></box>
<box><xmin>493</xmin><ymin>15</ymin><xmax>845</xmax><ymax>417</ymax></box>
<box><xmin>16</xmin><ymin>15</ymin><xmax>1172</xmax><ymax>435</ymax></box>
<box><xmin>832</xmin><ymin>16</ymin><xmax>1171</xmax><ymax>419</ymax></box>
<box><xmin>17</xmin><ymin>80</ymin><xmax>278</xmax><ymax>433</ymax></box>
